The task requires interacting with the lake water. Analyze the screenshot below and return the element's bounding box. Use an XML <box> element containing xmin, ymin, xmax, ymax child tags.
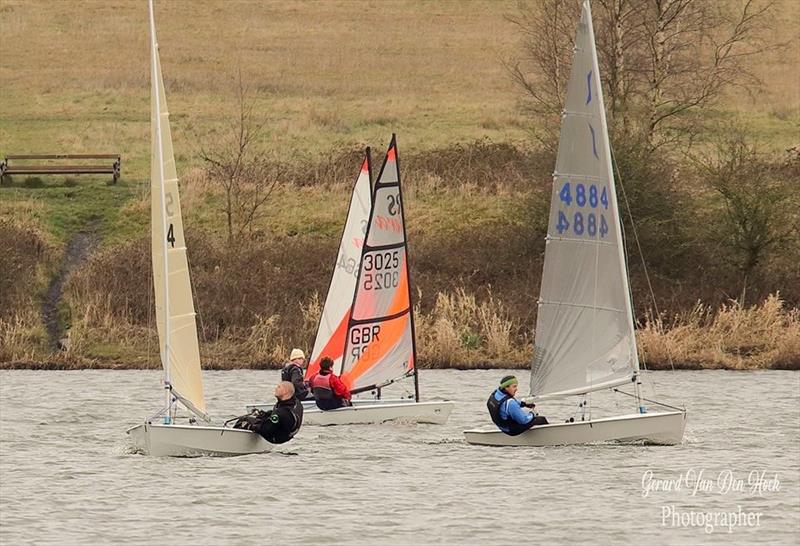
<box><xmin>0</xmin><ymin>369</ymin><xmax>798</xmax><ymax>545</ymax></box>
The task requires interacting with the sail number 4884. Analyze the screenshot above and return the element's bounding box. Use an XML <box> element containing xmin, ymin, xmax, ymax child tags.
<box><xmin>557</xmin><ymin>182</ymin><xmax>610</xmax><ymax>238</ymax></box>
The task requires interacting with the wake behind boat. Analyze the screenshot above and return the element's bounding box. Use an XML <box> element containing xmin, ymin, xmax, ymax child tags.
<box><xmin>127</xmin><ymin>0</ymin><xmax>270</xmax><ymax>457</ymax></box>
<box><xmin>247</xmin><ymin>137</ymin><xmax>453</xmax><ymax>426</ymax></box>
<box><xmin>464</xmin><ymin>0</ymin><xmax>686</xmax><ymax>447</ymax></box>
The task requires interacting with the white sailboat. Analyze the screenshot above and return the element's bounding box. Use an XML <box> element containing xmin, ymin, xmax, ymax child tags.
<box><xmin>127</xmin><ymin>0</ymin><xmax>270</xmax><ymax>456</ymax></box>
<box><xmin>248</xmin><ymin>137</ymin><xmax>453</xmax><ymax>425</ymax></box>
<box><xmin>464</xmin><ymin>0</ymin><xmax>686</xmax><ymax>447</ymax></box>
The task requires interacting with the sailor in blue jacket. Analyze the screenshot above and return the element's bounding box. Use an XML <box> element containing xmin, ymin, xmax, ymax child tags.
<box><xmin>487</xmin><ymin>375</ymin><xmax>548</xmax><ymax>435</ymax></box>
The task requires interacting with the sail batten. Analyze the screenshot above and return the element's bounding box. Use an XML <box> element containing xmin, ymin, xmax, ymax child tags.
<box><xmin>149</xmin><ymin>0</ymin><xmax>206</xmax><ymax>415</ymax></box>
<box><xmin>363</xmin><ymin>242</ymin><xmax>406</xmax><ymax>252</ymax></box>
<box><xmin>545</xmin><ymin>237</ymin><xmax>615</xmax><ymax>247</ymax></box>
<box><xmin>530</xmin><ymin>0</ymin><xmax>638</xmax><ymax>398</ymax></box>
<box><xmin>539</xmin><ymin>300</ymin><xmax>625</xmax><ymax>314</ymax></box>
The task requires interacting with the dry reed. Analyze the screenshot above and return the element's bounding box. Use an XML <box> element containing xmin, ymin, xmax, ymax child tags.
<box><xmin>639</xmin><ymin>293</ymin><xmax>799</xmax><ymax>370</ymax></box>
<box><xmin>416</xmin><ymin>287</ymin><xmax>529</xmax><ymax>368</ymax></box>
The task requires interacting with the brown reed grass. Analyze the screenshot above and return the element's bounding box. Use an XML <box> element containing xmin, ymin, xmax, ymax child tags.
<box><xmin>639</xmin><ymin>293</ymin><xmax>800</xmax><ymax>370</ymax></box>
<box><xmin>416</xmin><ymin>288</ymin><xmax>529</xmax><ymax>369</ymax></box>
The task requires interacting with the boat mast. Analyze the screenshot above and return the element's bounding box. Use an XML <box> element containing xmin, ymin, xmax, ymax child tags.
<box><xmin>149</xmin><ymin>0</ymin><xmax>172</xmax><ymax>421</ymax></box>
<box><xmin>583</xmin><ymin>0</ymin><xmax>641</xmax><ymax>405</ymax></box>
<box><xmin>393</xmin><ymin>135</ymin><xmax>420</xmax><ymax>402</ymax></box>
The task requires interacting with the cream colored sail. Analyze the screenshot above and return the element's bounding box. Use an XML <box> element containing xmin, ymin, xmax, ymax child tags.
<box><xmin>150</xmin><ymin>0</ymin><xmax>206</xmax><ymax>416</ymax></box>
<box><xmin>530</xmin><ymin>0</ymin><xmax>638</xmax><ymax>399</ymax></box>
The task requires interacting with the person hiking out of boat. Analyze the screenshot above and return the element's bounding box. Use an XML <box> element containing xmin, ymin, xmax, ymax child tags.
<box><xmin>256</xmin><ymin>380</ymin><xmax>304</xmax><ymax>444</ymax></box>
<box><xmin>281</xmin><ymin>348</ymin><xmax>310</xmax><ymax>400</ymax></box>
<box><xmin>308</xmin><ymin>356</ymin><xmax>352</xmax><ymax>411</ymax></box>
<box><xmin>487</xmin><ymin>375</ymin><xmax>548</xmax><ymax>436</ymax></box>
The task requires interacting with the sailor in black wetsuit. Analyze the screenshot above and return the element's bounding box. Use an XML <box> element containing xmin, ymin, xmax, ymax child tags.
<box><xmin>257</xmin><ymin>381</ymin><xmax>304</xmax><ymax>444</ymax></box>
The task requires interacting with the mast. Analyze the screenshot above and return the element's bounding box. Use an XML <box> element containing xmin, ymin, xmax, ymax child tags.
<box><xmin>393</xmin><ymin>135</ymin><xmax>420</xmax><ymax>402</ymax></box>
<box><xmin>149</xmin><ymin>0</ymin><xmax>172</xmax><ymax>419</ymax></box>
<box><xmin>584</xmin><ymin>0</ymin><xmax>639</xmax><ymax>373</ymax></box>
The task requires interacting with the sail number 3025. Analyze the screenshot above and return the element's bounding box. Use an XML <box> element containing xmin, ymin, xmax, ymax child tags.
<box><xmin>557</xmin><ymin>182</ymin><xmax>610</xmax><ymax>238</ymax></box>
<box><xmin>363</xmin><ymin>250</ymin><xmax>400</xmax><ymax>290</ymax></box>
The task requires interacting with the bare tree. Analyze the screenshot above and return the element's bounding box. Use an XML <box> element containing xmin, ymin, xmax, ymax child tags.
<box><xmin>639</xmin><ymin>0</ymin><xmax>774</xmax><ymax>148</ymax></box>
<box><xmin>506</xmin><ymin>0</ymin><xmax>776</xmax><ymax>150</ymax></box>
<box><xmin>505</xmin><ymin>0</ymin><xmax>578</xmax><ymax>149</ymax></box>
<box><xmin>693</xmin><ymin>131</ymin><xmax>798</xmax><ymax>299</ymax></box>
<box><xmin>200</xmin><ymin>70</ymin><xmax>281</xmax><ymax>244</ymax></box>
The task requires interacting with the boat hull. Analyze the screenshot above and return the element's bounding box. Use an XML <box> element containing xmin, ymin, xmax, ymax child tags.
<box><xmin>463</xmin><ymin>410</ymin><xmax>687</xmax><ymax>446</ymax></box>
<box><xmin>248</xmin><ymin>400</ymin><xmax>454</xmax><ymax>426</ymax></box>
<box><xmin>127</xmin><ymin>423</ymin><xmax>272</xmax><ymax>457</ymax></box>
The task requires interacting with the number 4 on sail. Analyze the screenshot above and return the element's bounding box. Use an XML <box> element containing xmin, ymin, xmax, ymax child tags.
<box><xmin>464</xmin><ymin>0</ymin><xmax>687</xmax><ymax>447</ymax></box>
<box><xmin>126</xmin><ymin>0</ymin><xmax>271</xmax><ymax>456</ymax></box>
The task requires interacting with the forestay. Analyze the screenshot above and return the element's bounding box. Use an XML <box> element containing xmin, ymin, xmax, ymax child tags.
<box><xmin>150</xmin><ymin>5</ymin><xmax>206</xmax><ymax>417</ymax></box>
<box><xmin>340</xmin><ymin>136</ymin><xmax>418</xmax><ymax>394</ymax></box>
<box><xmin>530</xmin><ymin>0</ymin><xmax>638</xmax><ymax>399</ymax></box>
<box><xmin>307</xmin><ymin>150</ymin><xmax>373</xmax><ymax>379</ymax></box>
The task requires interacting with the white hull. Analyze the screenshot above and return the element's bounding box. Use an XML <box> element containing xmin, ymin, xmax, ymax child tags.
<box><xmin>127</xmin><ymin>423</ymin><xmax>272</xmax><ymax>457</ymax></box>
<box><xmin>248</xmin><ymin>398</ymin><xmax>414</xmax><ymax>413</ymax></box>
<box><xmin>463</xmin><ymin>410</ymin><xmax>687</xmax><ymax>447</ymax></box>
<box><xmin>248</xmin><ymin>400</ymin><xmax>453</xmax><ymax>426</ymax></box>
<box><xmin>305</xmin><ymin>398</ymin><xmax>414</xmax><ymax>409</ymax></box>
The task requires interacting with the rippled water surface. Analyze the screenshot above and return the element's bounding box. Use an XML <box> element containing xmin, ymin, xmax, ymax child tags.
<box><xmin>1</xmin><ymin>369</ymin><xmax>798</xmax><ymax>545</ymax></box>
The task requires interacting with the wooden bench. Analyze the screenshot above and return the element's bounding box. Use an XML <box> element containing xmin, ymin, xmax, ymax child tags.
<box><xmin>0</xmin><ymin>154</ymin><xmax>121</xmax><ymax>184</ymax></box>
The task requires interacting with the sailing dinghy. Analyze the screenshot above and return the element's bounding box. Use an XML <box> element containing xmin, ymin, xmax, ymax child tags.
<box><xmin>127</xmin><ymin>0</ymin><xmax>270</xmax><ymax>457</ymax></box>
<box><xmin>249</xmin><ymin>137</ymin><xmax>453</xmax><ymax>425</ymax></box>
<box><xmin>464</xmin><ymin>0</ymin><xmax>686</xmax><ymax>447</ymax></box>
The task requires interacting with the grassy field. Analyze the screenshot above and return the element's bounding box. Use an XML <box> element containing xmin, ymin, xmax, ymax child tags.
<box><xmin>1</xmin><ymin>0</ymin><xmax>798</xmax><ymax>369</ymax></box>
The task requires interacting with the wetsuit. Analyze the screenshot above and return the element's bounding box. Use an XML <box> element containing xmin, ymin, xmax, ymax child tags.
<box><xmin>258</xmin><ymin>396</ymin><xmax>304</xmax><ymax>444</ymax></box>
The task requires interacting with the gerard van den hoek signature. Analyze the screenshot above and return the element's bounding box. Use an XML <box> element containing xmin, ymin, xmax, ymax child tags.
<box><xmin>641</xmin><ymin>469</ymin><xmax>781</xmax><ymax>498</ymax></box>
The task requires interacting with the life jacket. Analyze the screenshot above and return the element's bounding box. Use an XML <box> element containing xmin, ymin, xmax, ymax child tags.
<box><xmin>487</xmin><ymin>390</ymin><xmax>531</xmax><ymax>436</ymax></box>
<box><xmin>310</xmin><ymin>372</ymin><xmax>346</xmax><ymax>411</ymax></box>
<box><xmin>281</xmin><ymin>363</ymin><xmax>309</xmax><ymax>399</ymax></box>
<box><xmin>281</xmin><ymin>363</ymin><xmax>302</xmax><ymax>382</ymax></box>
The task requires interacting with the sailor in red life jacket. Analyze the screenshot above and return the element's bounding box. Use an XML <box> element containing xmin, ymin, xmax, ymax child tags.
<box><xmin>308</xmin><ymin>357</ymin><xmax>352</xmax><ymax>411</ymax></box>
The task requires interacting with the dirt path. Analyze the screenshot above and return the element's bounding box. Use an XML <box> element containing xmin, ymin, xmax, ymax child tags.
<box><xmin>42</xmin><ymin>228</ymin><xmax>100</xmax><ymax>350</ymax></box>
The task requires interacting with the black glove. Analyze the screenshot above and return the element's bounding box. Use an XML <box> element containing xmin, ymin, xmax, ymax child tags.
<box><xmin>520</xmin><ymin>400</ymin><xmax>535</xmax><ymax>409</ymax></box>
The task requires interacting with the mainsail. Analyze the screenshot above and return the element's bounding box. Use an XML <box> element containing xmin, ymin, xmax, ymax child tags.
<box><xmin>530</xmin><ymin>0</ymin><xmax>638</xmax><ymax>399</ymax></box>
<box><xmin>307</xmin><ymin>150</ymin><xmax>373</xmax><ymax>379</ymax></box>
<box><xmin>340</xmin><ymin>136</ymin><xmax>418</xmax><ymax>397</ymax></box>
<box><xmin>149</xmin><ymin>0</ymin><xmax>206</xmax><ymax>416</ymax></box>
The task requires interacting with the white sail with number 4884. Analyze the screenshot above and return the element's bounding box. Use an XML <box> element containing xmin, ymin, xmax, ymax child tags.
<box><xmin>464</xmin><ymin>0</ymin><xmax>686</xmax><ymax>447</ymax></box>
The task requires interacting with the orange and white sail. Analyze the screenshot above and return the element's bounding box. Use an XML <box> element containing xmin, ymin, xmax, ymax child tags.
<box><xmin>307</xmin><ymin>150</ymin><xmax>373</xmax><ymax>379</ymax></box>
<box><xmin>339</xmin><ymin>136</ymin><xmax>418</xmax><ymax>397</ymax></box>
